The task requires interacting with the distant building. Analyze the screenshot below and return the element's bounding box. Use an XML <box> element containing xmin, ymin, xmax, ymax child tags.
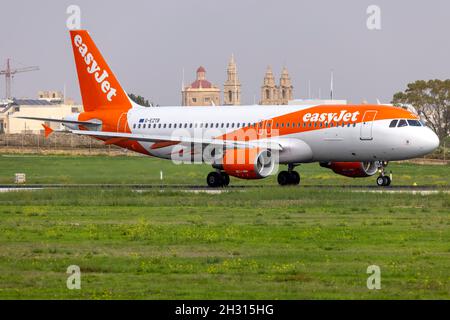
<box><xmin>223</xmin><ymin>55</ymin><xmax>241</xmax><ymax>105</ymax></box>
<box><xmin>182</xmin><ymin>66</ymin><xmax>221</xmax><ymax>106</ymax></box>
<box><xmin>260</xmin><ymin>66</ymin><xmax>293</xmax><ymax>105</ymax></box>
<box><xmin>0</xmin><ymin>97</ymin><xmax>82</xmax><ymax>134</ymax></box>
<box><xmin>38</xmin><ymin>90</ymin><xmax>64</xmax><ymax>103</ymax></box>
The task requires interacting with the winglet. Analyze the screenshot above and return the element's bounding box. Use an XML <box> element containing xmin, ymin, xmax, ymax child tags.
<box><xmin>42</xmin><ymin>124</ymin><xmax>53</xmax><ymax>138</ymax></box>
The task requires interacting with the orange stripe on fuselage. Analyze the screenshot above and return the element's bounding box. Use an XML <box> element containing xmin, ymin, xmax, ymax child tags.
<box><xmin>221</xmin><ymin>105</ymin><xmax>418</xmax><ymax>140</ymax></box>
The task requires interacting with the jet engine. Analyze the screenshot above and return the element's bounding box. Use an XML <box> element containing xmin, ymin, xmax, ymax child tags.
<box><xmin>213</xmin><ymin>148</ymin><xmax>275</xmax><ymax>179</ymax></box>
<box><xmin>320</xmin><ymin>161</ymin><xmax>379</xmax><ymax>178</ymax></box>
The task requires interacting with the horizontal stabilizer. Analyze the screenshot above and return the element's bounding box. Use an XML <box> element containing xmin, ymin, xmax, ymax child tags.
<box><xmin>42</xmin><ymin>124</ymin><xmax>53</xmax><ymax>138</ymax></box>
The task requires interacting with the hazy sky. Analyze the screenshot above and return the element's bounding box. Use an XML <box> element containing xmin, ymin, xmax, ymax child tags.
<box><xmin>1</xmin><ymin>0</ymin><xmax>449</xmax><ymax>105</ymax></box>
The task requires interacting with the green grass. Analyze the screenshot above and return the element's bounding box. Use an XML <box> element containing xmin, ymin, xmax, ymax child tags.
<box><xmin>0</xmin><ymin>155</ymin><xmax>449</xmax><ymax>299</ymax></box>
<box><xmin>0</xmin><ymin>154</ymin><xmax>449</xmax><ymax>186</ymax></box>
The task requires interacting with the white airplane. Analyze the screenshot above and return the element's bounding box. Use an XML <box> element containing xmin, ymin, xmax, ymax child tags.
<box><xmin>19</xmin><ymin>30</ymin><xmax>440</xmax><ymax>187</ymax></box>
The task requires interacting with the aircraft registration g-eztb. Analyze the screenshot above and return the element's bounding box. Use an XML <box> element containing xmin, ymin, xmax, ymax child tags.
<box><xmin>19</xmin><ymin>30</ymin><xmax>440</xmax><ymax>187</ymax></box>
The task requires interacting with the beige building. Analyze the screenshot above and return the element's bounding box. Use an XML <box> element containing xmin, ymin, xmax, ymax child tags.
<box><xmin>0</xmin><ymin>99</ymin><xmax>82</xmax><ymax>134</ymax></box>
<box><xmin>260</xmin><ymin>66</ymin><xmax>293</xmax><ymax>105</ymax></box>
<box><xmin>182</xmin><ymin>66</ymin><xmax>221</xmax><ymax>106</ymax></box>
<box><xmin>223</xmin><ymin>55</ymin><xmax>241</xmax><ymax>105</ymax></box>
<box><xmin>38</xmin><ymin>90</ymin><xmax>64</xmax><ymax>103</ymax></box>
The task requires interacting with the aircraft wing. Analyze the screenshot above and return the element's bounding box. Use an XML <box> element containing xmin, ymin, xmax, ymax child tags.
<box><xmin>69</xmin><ymin>129</ymin><xmax>283</xmax><ymax>151</ymax></box>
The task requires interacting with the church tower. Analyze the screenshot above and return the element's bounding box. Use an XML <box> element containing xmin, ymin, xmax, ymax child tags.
<box><xmin>223</xmin><ymin>54</ymin><xmax>241</xmax><ymax>105</ymax></box>
<box><xmin>279</xmin><ymin>66</ymin><xmax>293</xmax><ymax>105</ymax></box>
<box><xmin>260</xmin><ymin>66</ymin><xmax>279</xmax><ymax>105</ymax></box>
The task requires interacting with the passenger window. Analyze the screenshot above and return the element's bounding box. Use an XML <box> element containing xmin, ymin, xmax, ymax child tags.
<box><xmin>133</xmin><ymin>124</ymin><xmax>136</xmax><ymax>129</ymax></box>
<box><xmin>158</xmin><ymin>124</ymin><xmax>161</xmax><ymax>128</ymax></box>
<box><xmin>138</xmin><ymin>124</ymin><xmax>141</xmax><ymax>129</ymax></box>
<box><xmin>231</xmin><ymin>123</ymin><xmax>235</xmax><ymax>128</ymax></box>
<box><xmin>398</xmin><ymin>119</ymin><xmax>408</xmax><ymax>127</ymax></box>
<box><xmin>389</xmin><ymin>120</ymin><xmax>398</xmax><ymax>128</ymax></box>
<box><xmin>407</xmin><ymin>120</ymin><xmax>421</xmax><ymax>127</ymax></box>
<box><xmin>205</xmin><ymin>123</ymin><xmax>208</xmax><ymax>128</ymax></box>
<box><xmin>237</xmin><ymin>123</ymin><xmax>240</xmax><ymax>128</ymax></box>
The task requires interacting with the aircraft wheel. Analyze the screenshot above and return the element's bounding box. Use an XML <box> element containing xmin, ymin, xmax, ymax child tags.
<box><xmin>289</xmin><ymin>171</ymin><xmax>300</xmax><ymax>185</ymax></box>
<box><xmin>221</xmin><ymin>172</ymin><xmax>230</xmax><ymax>186</ymax></box>
<box><xmin>376</xmin><ymin>175</ymin><xmax>391</xmax><ymax>187</ymax></box>
<box><xmin>207</xmin><ymin>172</ymin><xmax>223</xmax><ymax>188</ymax></box>
<box><xmin>376</xmin><ymin>176</ymin><xmax>385</xmax><ymax>187</ymax></box>
<box><xmin>277</xmin><ymin>171</ymin><xmax>291</xmax><ymax>186</ymax></box>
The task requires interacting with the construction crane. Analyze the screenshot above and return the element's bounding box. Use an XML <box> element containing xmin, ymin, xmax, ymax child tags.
<box><xmin>0</xmin><ymin>58</ymin><xmax>39</xmax><ymax>99</ymax></box>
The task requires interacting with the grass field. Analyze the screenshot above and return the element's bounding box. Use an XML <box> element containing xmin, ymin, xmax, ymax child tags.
<box><xmin>0</xmin><ymin>155</ymin><xmax>449</xmax><ymax>299</ymax></box>
<box><xmin>0</xmin><ymin>154</ymin><xmax>449</xmax><ymax>186</ymax></box>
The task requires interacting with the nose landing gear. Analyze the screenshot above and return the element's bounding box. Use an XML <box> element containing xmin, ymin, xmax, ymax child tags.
<box><xmin>277</xmin><ymin>164</ymin><xmax>301</xmax><ymax>186</ymax></box>
<box><xmin>376</xmin><ymin>161</ymin><xmax>391</xmax><ymax>187</ymax></box>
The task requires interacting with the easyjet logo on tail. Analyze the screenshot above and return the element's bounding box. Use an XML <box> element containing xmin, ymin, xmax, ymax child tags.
<box><xmin>303</xmin><ymin>110</ymin><xmax>360</xmax><ymax>123</ymax></box>
<box><xmin>73</xmin><ymin>35</ymin><xmax>117</xmax><ymax>102</ymax></box>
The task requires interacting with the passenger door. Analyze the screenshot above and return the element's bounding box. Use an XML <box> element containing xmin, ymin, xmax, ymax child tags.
<box><xmin>360</xmin><ymin>110</ymin><xmax>377</xmax><ymax>140</ymax></box>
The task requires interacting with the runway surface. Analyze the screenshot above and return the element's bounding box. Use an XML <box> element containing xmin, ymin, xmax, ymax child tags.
<box><xmin>0</xmin><ymin>184</ymin><xmax>448</xmax><ymax>194</ymax></box>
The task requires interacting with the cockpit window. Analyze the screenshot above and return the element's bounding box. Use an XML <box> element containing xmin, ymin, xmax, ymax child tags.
<box><xmin>397</xmin><ymin>119</ymin><xmax>408</xmax><ymax>127</ymax></box>
<box><xmin>407</xmin><ymin>119</ymin><xmax>421</xmax><ymax>127</ymax></box>
<box><xmin>389</xmin><ymin>120</ymin><xmax>398</xmax><ymax>128</ymax></box>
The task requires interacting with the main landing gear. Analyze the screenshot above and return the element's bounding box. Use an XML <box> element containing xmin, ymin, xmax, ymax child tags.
<box><xmin>206</xmin><ymin>171</ymin><xmax>230</xmax><ymax>188</ymax></box>
<box><xmin>277</xmin><ymin>164</ymin><xmax>301</xmax><ymax>186</ymax></box>
<box><xmin>376</xmin><ymin>161</ymin><xmax>391</xmax><ymax>187</ymax></box>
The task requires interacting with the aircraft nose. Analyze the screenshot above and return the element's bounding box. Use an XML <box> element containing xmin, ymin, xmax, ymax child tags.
<box><xmin>420</xmin><ymin>128</ymin><xmax>440</xmax><ymax>153</ymax></box>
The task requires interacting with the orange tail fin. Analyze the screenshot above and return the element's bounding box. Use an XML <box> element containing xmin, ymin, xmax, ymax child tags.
<box><xmin>70</xmin><ymin>30</ymin><xmax>131</xmax><ymax>112</ymax></box>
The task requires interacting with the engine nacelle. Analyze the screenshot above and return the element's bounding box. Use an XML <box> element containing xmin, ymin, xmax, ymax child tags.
<box><xmin>213</xmin><ymin>148</ymin><xmax>275</xmax><ymax>179</ymax></box>
<box><xmin>320</xmin><ymin>161</ymin><xmax>379</xmax><ymax>178</ymax></box>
